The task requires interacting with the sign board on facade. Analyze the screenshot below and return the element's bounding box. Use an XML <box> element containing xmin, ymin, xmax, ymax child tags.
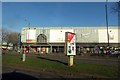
<box><xmin>50</xmin><ymin>29</ymin><xmax>73</xmax><ymax>43</ymax></box>
<box><xmin>26</xmin><ymin>29</ymin><xmax>36</xmax><ymax>43</ymax></box>
<box><xmin>65</xmin><ymin>32</ymin><xmax>76</xmax><ymax>56</ymax></box>
<box><xmin>98</xmin><ymin>29</ymin><xmax>118</xmax><ymax>43</ymax></box>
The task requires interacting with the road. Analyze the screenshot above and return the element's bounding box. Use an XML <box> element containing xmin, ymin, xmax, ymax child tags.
<box><xmin>27</xmin><ymin>53</ymin><xmax>119</xmax><ymax>65</ymax></box>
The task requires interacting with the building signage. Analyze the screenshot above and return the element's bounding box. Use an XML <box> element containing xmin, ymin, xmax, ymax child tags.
<box><xmin>26</xmin><ymin>29</ymin><xmax>36</xmax><ymax>43</ymax></box>
<box><xmin>50</xmin><ymin>29</ymin><xmax>73</xmax><ymax>43</ymax></box>
<box><xmin>65</xmin><ymin>32</ymin><xmax>76</xmax><ymax>56</ymax></box>
<box><xmin>98</xmin><ymin>29</ymin><xmax>118</xmax><ymax>43</ymax></box>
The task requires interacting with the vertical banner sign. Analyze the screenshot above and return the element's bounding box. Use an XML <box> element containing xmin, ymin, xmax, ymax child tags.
<box><xmin>65</xmin><ymin>32</ymin><xmax>76</xmax><ymax>56</ymax></box>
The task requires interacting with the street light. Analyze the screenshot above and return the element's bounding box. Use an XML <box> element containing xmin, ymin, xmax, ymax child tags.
<box><xmin>24</xmin><ymin>18</ymin><xmax>30</xmax><ymax>53</ymax></box>
<box><xmin>25</xmin><ymin>19</ymin><xmax>30</xmax><ymax>27</ymax></box>
<box><xmin>105</xmin><ymin>0</ymin><xmax>109</xmax><ymax>47</ymax></box>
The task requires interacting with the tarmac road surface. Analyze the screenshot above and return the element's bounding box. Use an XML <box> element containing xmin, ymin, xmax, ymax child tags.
<box><xmin>2</xmin><ymin>66</ymin><xmax>102</xmax><ymax>79</ymax></box>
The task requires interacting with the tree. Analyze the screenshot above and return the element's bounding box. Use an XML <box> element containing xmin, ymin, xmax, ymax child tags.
<box><xmin>1</xmin><ymin>28</ymin><xmax>10</xmax><ymax>44</ymax></box>
<box><xmin>111</xmin><ymin>2</ymin><xmax>120</xmax><ymax>13</ymax></box>
<box><xmin>111</xmin><ymin>2</ymin><xmax>120</xmax><ymax>26</ymax></box>
<box><xmin>8</xmin><ymin>32</ymin><xmax>19</xmax><ymax>50</ymax></box>
<box><xmin>1</xmin><ymin>28</ymin><xmax>19</xmax><ymax>50</ymax></box>
<box><xmin>0</xmin><ymin>28</ymin><xmax>2</xmax><ymax>43</ymax></box>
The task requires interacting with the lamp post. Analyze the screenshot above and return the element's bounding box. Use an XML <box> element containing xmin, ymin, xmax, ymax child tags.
<box><xmin>105</xmin><ymin>0</ymin><xmax>109</xmax><ymax>47</ymax></box>
<box><xmin>25</xmin><ymin>18</ymin><xmax>30</xmax><ymax>53</ymax></box>
<box><xmin>25</xmin><ymin>19</ymin><xmax>30</xmax><ymax>27</ymax></box>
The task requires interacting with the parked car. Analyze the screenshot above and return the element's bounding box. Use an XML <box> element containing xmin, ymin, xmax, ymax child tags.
<box><xmin>109</xmin><ymin>50</ymin><xmax>120</xmax><ymax>57</ymax></box>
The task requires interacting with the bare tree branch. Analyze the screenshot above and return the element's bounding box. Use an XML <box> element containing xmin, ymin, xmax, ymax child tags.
<box><xmin>111</xmin><ymin>2</ymin><xmax>120</xmax><ymax>13</ymax></box>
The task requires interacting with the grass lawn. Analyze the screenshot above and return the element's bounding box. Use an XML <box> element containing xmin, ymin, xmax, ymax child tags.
<box><xmin>2</xmin><ymin>53</ymin><xmax>119</xmax><ymax>78</ymax></box>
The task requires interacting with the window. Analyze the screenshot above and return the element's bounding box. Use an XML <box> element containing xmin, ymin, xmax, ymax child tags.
<box><xmin>37</xmin><ymin>34</ymin><xmax>47</xmax><ymax>43</ymax></box>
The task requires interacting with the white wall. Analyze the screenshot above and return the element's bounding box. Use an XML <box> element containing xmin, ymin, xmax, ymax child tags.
<box><xmin>49</xmin><ymin>29</ymin><xmax>74</xmax><ymax>43</ymax></box>
<box><xmin>98</xmin><ymin>29</ymin><xmax>118</xmax><ymax>43</ymax></box>
<box><xmin>26</xmin><ymin>29</ymin><xmax>36</xmax><ymax>43</ymax></box>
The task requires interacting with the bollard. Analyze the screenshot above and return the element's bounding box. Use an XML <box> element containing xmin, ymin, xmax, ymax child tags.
<box><xmin>22</xmin><ymin>53</ymin><xmax>26</xmax><ymax>62</ymax></box>
<box><xmin>68</xmin><ymin>56</ymin><xmax>74</xmax><ymax>66</ymax></box>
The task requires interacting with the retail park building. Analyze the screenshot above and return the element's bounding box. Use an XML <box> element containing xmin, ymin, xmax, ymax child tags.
<box><xmin>20</xmin><ymin>26</ymin><xmax>120</xmax><ymax>54</ymax></box>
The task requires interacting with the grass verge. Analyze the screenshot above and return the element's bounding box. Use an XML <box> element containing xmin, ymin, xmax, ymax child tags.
<box><xmin>2</xmin><ymin>54</ymin><xmax>119</xmax><ymax>78</ymax></box>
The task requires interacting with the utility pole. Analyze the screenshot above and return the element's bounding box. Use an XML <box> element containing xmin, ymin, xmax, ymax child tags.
<box><xmin>105</xmin><ymin>0</ymin><xmax>109</xmax><ymax>47</ymax></box>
